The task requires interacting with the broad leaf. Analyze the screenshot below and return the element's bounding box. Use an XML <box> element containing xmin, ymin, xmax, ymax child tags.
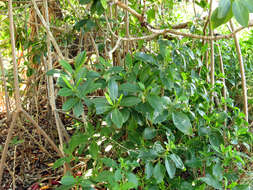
<box><xmin>165</xmin><ymin>157</ymin><xmax>176</xmax><ymax>179</ymax></box>
<box><xmin>92</xmin><ymin>98</ymin><xmax>112</xmax><ymax>114</ymax></box>
<box><xmin>169</xmin><ymin>154</ymin><xmax>185</xmax><ymax>170</ymax></box>
<box><xmin>145</xmin><ymin>162</ymin><xmax>153</xmax><ymax>179</ymax></box>
<box><xmin>59</xmin><ymin>60</ymin><xmax>73</xmax><ymax>74</ymax></box>
<box><xmin>58</xmin><ymin>88</ymin><xmax>73</xmax><ymax>97</ymax></box>
<box><xmin>143</xmin><ymin>128</ymin><xmax>156</xmax><ymax>140</ymax></box>
<box><xmin>75</xmin><ymin>51</ymin><xmax>86</xmax><ymax>69</ymax></box>
<box><xmin>212</xmin><ymin>163</ymin><xmax>223</xmax><ymax>181</ymax></box>
<box><xmin>242</xmin><ymin>0</ymin><xmax>253</xmax><ymax>13</ymax></box>
<box><xmin>108</xmin><ymin>79</ymin><xmax>118</xmax><ymax>101</ymax></box>
<box><xmin>209</xmin><ymin>131</ymin><xmax>224</xmax><ymax>150</ymax></box>
<box><xmin>120</xmin><ymin>97</ymin><xmax>141</xmax><ymax>107</ymax></box>
<box><xmin>232</xmin><ymin>0</ymin><xmax>249</xmax><ymax>27</ymax></box>
<box><xmin>111</xmin><ymin>109</ymin><xmax>124</xmax><ymax>128</ymax></box>
<box><xmin>119</xmin><ymin>83</ymin><xmax>141</xmax><ymax>93</ymax></box>
<box><xmin>73</xmin><ymin>101</ymin><xmax>83</xmax><ymax>117</ymax></box>
<box><xmin>101</xmin><ymin>157</ymin><xmax>118</xmax><ymax>168</ymax></box>
<box><xmin>200</xmin><ymin>174</ymin><xmax>222</xmax><ymax>190</ymax></box>
<box><xmin>153</xmin><ymin>163</ymin><xmax>164</xmax><ymax>183</ymax></box>
<box><xmin>62</xmin><ymin>98</ymin><xmax>79</xmax><ymax>111</ymax></box>
<box><xmin>126</xmin><ymin>173</ymin><xmax>138</xmax><ymax>188</ymax></box>
<box><xmin>218</xmin><ymin>0</ymin><xmax>231</xmax><ymax>18</ymax></box>
<box><xmin>211</xmin><ymin>7</ymin><xmax>233</xmax><ymax>28</ymax></box>
<box><xmin>172</xmin><ymin>112</ymin><xmax>193</xmax><ymax>136</ymax></box>
<box><xmin>147</xmin><ymin>95</ymin><xmax>164</xmax><ymax>112</ymax></box>
<box><xmin>79</xmin><ymin>0</ymin><xmax>92</xmax><ymax>4</ymax></box>
<box><xmin>61</xmin><ymin>175</ymin><xmax>75</xmax><ymax>186</ymax></box>
<box><xmin>135</xmin><ymin>52</ymin><xmax>156</xmax><ymax>64</ymax></box>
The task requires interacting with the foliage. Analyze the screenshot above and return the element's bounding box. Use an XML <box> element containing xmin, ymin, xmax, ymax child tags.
<box><xmin>52</xmin><ymin>38</ymin><xmax>253</xmax><ymax>189</ymax></box>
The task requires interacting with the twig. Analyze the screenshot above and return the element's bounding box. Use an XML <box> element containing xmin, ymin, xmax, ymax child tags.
<box><xmin>229</xmin><ymin>20</ymin><xmax>248</xmax><ymax>122</ymax></box>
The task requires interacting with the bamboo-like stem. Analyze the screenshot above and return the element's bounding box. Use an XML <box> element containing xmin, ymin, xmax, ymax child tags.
<box><xmin>229</xmin><ymin>20</ymin><xmax>248</xmax><ymax>122</ymax></box>
<box><xmin>31</xmin><ymin>0</ymin><xmax>65</xmax><ymax>60</ymax></box>
<box><xmin>0</xmin><ymin>111</ymin><xmax>19</xmax><ymax>184</ymax></box>
<box><xmin>217</xmin><ymin>44</ymin><xmax>227</xmax><ymax>113</ymax></box>
<box><xmin>0</xmin><ymin>52</ymin><xmax>11</xmax><ymax>120</ymax></box>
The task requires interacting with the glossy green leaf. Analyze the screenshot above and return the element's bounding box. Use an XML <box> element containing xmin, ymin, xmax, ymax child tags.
<box><xmin>73</xmin><ymin>101</ymin><xmax>83</xmax><ymax>117</ymax></box>
<box><xmin>165</xmin><ymin>157</ymin><xmax>176</xmax><ymax>179</ymax></box>
<box><xmin>135</xmin><ymin>52</ymin><xmax>156</xmax><ymax>64</ymax></box>
<box><xmin>172</xmin><ymin>112</ymin><xmax>193</xmax><ymax>136</ymax></box>
<box><xmin>100</xmin><ymin>0</ymin><xmax>107</xmax><ymax>9</ymax></box>
<box><xmin>119</xmin><ymin>83</ymin><xmax>141</xmax><ymax>93</ymax></box>
<box><xmin>153</xmin><ymin>163</ymin><xmax>164</xmax><ymax>183</ymax></box>
<box><xmin>242</xmin><ymin>0</ymin><xmax>253</xmax><ymax>13</ymax></box>
<box><xmin>46</xmin><ymin>69</ymin><xmax>60</xmax><ymax>76</ymax></box>
<box><xmin>232</xmin><ymin>0</ymin><xmax>249</xmax><ymax>27</ymax></box>
<box><xmin>145</xmin><ymin>162</ymin><xmax>153</xmax><ymax>179</ymax></box>
<box><xmin>111</xmin><ymin>109</ymin><xmax>124</xmax><ymax>128</ymax></box>
<box><xmin>200</xmin><ymin>174</ymin><xmax>222</xmax><ymax>190</ymax></box>
<box><xmin>59</xmin><ymin>60</ymin><xmax>73</xmax><ymax>74</ymax></box>
<box><xmin>233</xmin><ymin>184</ymin><xmax>251</xmax><ymax>190</ymax></box>
<box><xmin>62</xmin><ymin>98</ymin><xmax>79</xmax><ymax>111</ymax></box>
<box><xmin>213</xmin><ymin>163</ymin><xmax>223</xmax><ymax>181</ymax></box>
<box><xmin>143</xmin><ymin>128</ymin><xmax>156</xmax><ymax>140</ymax></box>
<box><xmin>211</xmin><ymin>7</ymin><xmax>233</xmax><ymax>28</ymax></box>
<box><xmin>120</xmin><ymin>96</ymin><xmax>141</xmax><ymax>107</ymax></box>
<box><xmin>218</xmin><ymin>0</ymin><xmax>231</xmax><ymax>18</ymax></box>
<box><xmin>75</xmin><ymin>51</ymin><xmax>86</xmax><ymax>69</ymax></box>
<box><xmin>92</xmin><ymin>98</ymin><xmax>112</xmax><ymax>114</ymax></box>
<box><xmin>108</xmin><ymin>79</ymin><xmax>118</xmax><ymax>101</ymax></box>
<box><xmin>114</xmin><ymin>169</ymin><xmax>122</xmax><ymax>181</ymax></box>
<box><xmin>58</xmin><ymin>88</ymin><xmax>73</xmax><ymax>97</ymax></box>
<box><xmin>209</xmin><ymin>131</ymin><xmax>224</xmax><ymax>150</ymax></box>
<box><xmin>169</xmin><ymin>154</ymin><xmax>185</xmax><ymax>170</ymax></box>
<box><xmin>79</xmin><ymin>0</ymin><xmax>92</xmax><ymax>4</ymax></box>
<box><xmin>126</xmin><ymin>173</ymin><xmax>138</xmax><ymax>188</ymax></box>
<box><xmin>147</xmin><ymin>95</ymin><xmax>164</xmax><ymax>112</ymax></box>
<box><xmin>61</xmin><ymin>175</ymin><xmax>75</xmax><ymax>186</ymax></box>
<box><xmin>101</xmin><ymin>157</ymin><xmax>118</xmax><ymax>168</ymax></box>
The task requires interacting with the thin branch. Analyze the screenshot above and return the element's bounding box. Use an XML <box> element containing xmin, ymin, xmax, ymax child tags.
<box><xmin>0</xmin><ymin>52</ymin><xmax>11</xmax><ymax>120</ymax></box>
<box><xmin>31</xmin><ymin>0</ymin><xmax>65</xmax><ymax>60</ymax></box>
<box><xmin>229</xmin><ymin>20</ymin><xmax>248</xmax><ymax>122</ymax></box>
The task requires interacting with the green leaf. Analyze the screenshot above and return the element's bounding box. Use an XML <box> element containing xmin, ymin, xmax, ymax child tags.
<box><xmin>213</xmin><ymin>163</ymin><xmax>223</xmax><ymax>181</ymax></box>
<box><xmin>101</xmin><ymin>157</ymin><xmax>118</xmax><ymax>168</ymax></box>
<box><xmin>75</xmin><ymin>51</ymin><xmax>86</xmax><ymax>69</ymax></box>
<box><xmin>242</xmin><ymin>0</ymin><xmax>253</xmax><ymax>13</ymax></box>
<box><xmin>120</xmin><ymin>96</ymin><xmax>142</xmax><ymax>107</ymax></box>
<box><xmin>200</xmin><ymin>174</ymin><xmax>222</xmax><ymax>190</ymax></box>
<box><xmin>169</xmin><ymin>154</ymin><xmax>185</xmax><ymax>170</ymax></box>
<box><xmin>100</xmin><ymin>0</ymin><xmax>107</xmax><ymax>9</ymax></box>
<box><xmin>211</xmin><ymin>7</ymin><xmax>233</xmax><ymax>28</ymax></box>
<box><xmin>232</xmin><ymin>0</ymin><xmax>249</xmax><ymax>27</ymax></box>
<box><xmin>218</xmin><ymin>0</ymin><xmax>231</xmax><ymax>18</ymax></box>
<box><xmin>73</xmin><ymin>101</ymin><xmax>83</xmax><ymax>117</ymax></box>
<box><xmin>126</xmin><ymin>173</ymin><xmax>138</xmax><ymax>188</ymax></box>
<box><xmin>61</xmin><ymin>175</ymin><xmax>75</xmax><ymax>186</ymax></box>
<box><xmin>53</xmin><ymin>158</ymin><xmax>66</xmax><ymax>169</ymax></box>
<box><xmin>105</xmin><ymin>92</ymin><xmax>113</xmax><ymax>105</ymax></box>
<box><xmin>79</xmin><ymin>0</ymin><xmax>92</xmax><ymax>4</ymax></box>
<box><xmin>135</xmin><ymin>52</ymin><xmax>156</xmax><ymax>64</ymax></box>
<box><xmin>59</xmin><ymin>60</ymin><xmax>73</xmax><ymax>74</ymax></box>
<box><xmin>111</xmin><ymin>109</ymin><xmax>124</xmax><ymax>128</ymax></box>
<box><xmin>114</xmin><ymin>169</ymin><xmax>122</xmax><ymax>181</ymax></box>
<box><xmin>233</xmin><ymin>184</ymin><xmax>251</xmax><ymax>190</ymax></box>
<box><xmin>119</xmin><ymin>83</ymin><xmax>141</xmax><ymax>93</ymax></box>
<box><xmin>209</xmin><ymin>131</ymin><xmax>224</xmax><ymax>150</ymax></box>
<box><xmin>62</xmin><ymin>98</ymin><xmax>79</xmax><ymax>111</ymax></box>
<box><xmin>153</xmin><ymin>162</ymin><xmax>164</xmax><ymax>183</ymax></box>
<box><xmin>143</xmin><ymin>128</ymin><xmax>156</xmax><ymax>140</ymax></box>
<box><xmin>89</xmin><ymin>141</ymin><xmax>99</xmax><ymax>159</ymax></box>
<box><xmin>58</xmin><ymin>88</ymin><xmax>73</xmax><ymax>97</ymax></box>
<box><xmin>61</xmin><ymin>75</ymin><xmax>74</xmax><ymax>90</ymax></box>
<box><xmin>108</xmin><ymin>79</ymin><xmax>118</xmax><ymax>101</ymax></box>
<box><xmin>46</xmin><ymin>69</ymin><xmax>60</xmax><ymax>76</ymax></box>
<box><xmin>64</xmin><ymin>134</ymin><xmax>88</xmax><ymax>154</ymax></box>
<box><xmin>93</xmin><ymin>98</ymin><xmax>112</xmax><ymax>114</ymax></box>
<box><xmin>145</xmin><ymin>162</ymin><xmax>153</xmax><ymax>179</ymax></box>
<box><xmin>165</xmin><ymin>157</ymin><xmax>176</xmax><ymax>179</ymax></box>
<box><xmin>172</xmin><ymin>112</ymin><xmax>193</xmax><ymax>136</ymax></box>
<box><xmin>147</xmin><ymin>95</ymin><xmax>164</xmax><ymax>112</ymax></box>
